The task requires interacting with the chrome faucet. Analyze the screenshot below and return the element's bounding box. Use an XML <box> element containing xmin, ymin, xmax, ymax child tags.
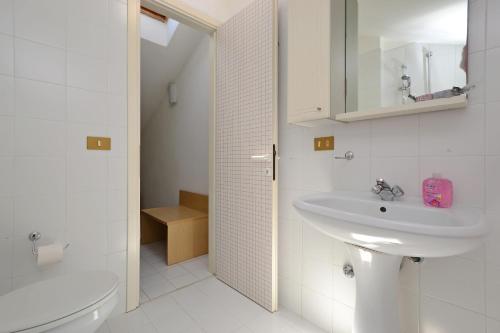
<box><xmin>371</xmin><ymin>178</ymin><xmax>404</xmax><ymax>201</ymax></box>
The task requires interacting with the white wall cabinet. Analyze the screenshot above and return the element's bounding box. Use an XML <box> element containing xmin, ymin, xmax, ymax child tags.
<box><xmin>287</xmin><ymin>0</ymin><xmax>332</xmax><ymax>125</ymax></box>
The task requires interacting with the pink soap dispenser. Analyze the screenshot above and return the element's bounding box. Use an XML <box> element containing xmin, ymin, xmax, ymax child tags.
<box><xmin>422</xmin><ymin>173</ymin><xmax>453</xmax><ymax>208</ymax></box>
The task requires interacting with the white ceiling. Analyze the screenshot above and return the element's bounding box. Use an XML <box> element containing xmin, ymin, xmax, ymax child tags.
<box><xmin>140</xmin><ymin>23</ymin><xmax>205</xmax><ymax>127</ymax></box>
<box><xmin>357</xmin><ymin>0</ymin><xmax>468</xmax><ymax>44</ymax></box>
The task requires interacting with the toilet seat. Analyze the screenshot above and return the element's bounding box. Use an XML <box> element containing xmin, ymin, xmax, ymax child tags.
<box><xmin>0</xmin><ymin>271</ymin><xmax>119</xmax><ymax>333</ymax></box>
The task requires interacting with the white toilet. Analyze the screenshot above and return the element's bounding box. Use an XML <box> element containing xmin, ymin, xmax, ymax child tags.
<box><xmin>0</xmin><ymin>271</ymin><xmax>119</xmax><ymax>333</ymax></box>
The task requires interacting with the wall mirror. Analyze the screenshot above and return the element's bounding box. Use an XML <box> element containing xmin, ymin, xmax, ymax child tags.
<box><xmin>338</xmin><ymin>0</ymin><xmax>469</xmax><ymax>122</ymax></box>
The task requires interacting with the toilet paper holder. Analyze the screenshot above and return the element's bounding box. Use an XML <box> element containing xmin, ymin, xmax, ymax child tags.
<box><xmin>29</xmin><ymin>232</ymin><xmax>70</xmax><ymax>256</ymax></box>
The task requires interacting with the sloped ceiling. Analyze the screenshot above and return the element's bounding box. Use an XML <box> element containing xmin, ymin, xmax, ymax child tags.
<box><xmin>141</xmin><ymin>24</ymin><xmax>205</xmax><ymax>127</ymax></box>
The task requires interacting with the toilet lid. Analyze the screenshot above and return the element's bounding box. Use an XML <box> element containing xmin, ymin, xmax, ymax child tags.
<box><xmin>0</xmin><ymin>271</ymin><xmax>119</xmax><ymax>333</ymax></box>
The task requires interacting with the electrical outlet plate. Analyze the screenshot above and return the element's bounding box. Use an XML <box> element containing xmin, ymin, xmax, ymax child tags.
<box><xmin>314</xmin><ymin>136</ymin><xmax>334</xmax><ymax>151</ymax></box>
<box><xmin>87</xmin><ymin>137</ymin><xmax>111</xmax><ymax>150</ymax></box>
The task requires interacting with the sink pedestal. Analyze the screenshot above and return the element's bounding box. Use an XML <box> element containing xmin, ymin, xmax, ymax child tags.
<box><xmin>347</xmin><ymin>244</ymin><xmax>403</xmax><ymax>333</ymax></box>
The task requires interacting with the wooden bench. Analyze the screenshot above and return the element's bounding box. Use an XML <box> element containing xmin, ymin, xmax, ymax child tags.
<box><xmin>140</xmin><ymin>191</ymin><xmax>208</xmax><ymax>265</ymax></box>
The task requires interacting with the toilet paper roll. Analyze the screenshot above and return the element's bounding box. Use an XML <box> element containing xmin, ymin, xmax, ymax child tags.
<box><xmin>37</xmin><ymin>243</ymin><xmax>64</xmax><ymax>266</ymax></box>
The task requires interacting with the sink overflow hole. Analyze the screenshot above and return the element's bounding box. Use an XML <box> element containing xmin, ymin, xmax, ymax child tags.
<box><xmin>380</xmin><ymin>207</ymin><xmax>387</xmax><ymax>213</ymax></box>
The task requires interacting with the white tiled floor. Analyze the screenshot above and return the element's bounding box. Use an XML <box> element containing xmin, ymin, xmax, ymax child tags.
<box><xmin>98</xmin><ymin>241</ymin><xmax>326</xmax><ymax>333</ymax></box>
<box><xmin>100</xmin><ymin>276</ymin><xmax>326</xmax><ymax>333</ymax></box>
<box><xmin>139</xmin><ymin>241</ymin><xmax>212</xmax><ymax>302</ymax></box>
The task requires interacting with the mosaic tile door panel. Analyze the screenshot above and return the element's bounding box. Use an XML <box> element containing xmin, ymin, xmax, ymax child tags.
<box><xmin>215</xmin><ymin>0</ymin><xmax>277</xmax><ymax>312</ymax></box>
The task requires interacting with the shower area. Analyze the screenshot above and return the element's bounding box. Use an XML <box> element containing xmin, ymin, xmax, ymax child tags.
<box><xmin>380</xmin><ymin>42</ymin><xmax>467</xmax><ymax>106</ymax></box>
<box><xmin>356</xmin><ymin>41</ymin><xmax>467</xmax><ymax>110</ymax></box>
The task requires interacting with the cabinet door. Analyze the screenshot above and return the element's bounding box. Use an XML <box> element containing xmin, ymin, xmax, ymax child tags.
<box><xmin>287</xmin><ymin>0</ymin><xmax>331</xmax><ymax>123</ymax></box>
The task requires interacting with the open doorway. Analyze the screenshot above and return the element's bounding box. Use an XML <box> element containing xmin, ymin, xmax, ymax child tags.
<box><xmin>128</xmin><ymin>0</ymin><xmax>278</xmax><ymax>314</ymax></box>
<box><xmin>137</xmin><ymin>5</ymin><xmax>213</xmax><ymax>303</ymax></box>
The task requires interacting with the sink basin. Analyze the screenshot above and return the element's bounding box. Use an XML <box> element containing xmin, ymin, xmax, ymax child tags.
<box><xmin>293</xmin><ymin>191</ymin><xmax>486</xmax><ymax>333</ymax></box>
<box><xmin>293</xmin><ymin>191</ymin><xmax>486</xmax><ymax>258</ymax></box>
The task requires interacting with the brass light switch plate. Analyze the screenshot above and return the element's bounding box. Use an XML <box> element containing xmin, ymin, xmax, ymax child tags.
<box><xmin>314</xmin><ymin>136</ymin><xmax>334</xmax><ymax>151</ymax></box>
<box><xmin>87</xmin><ymin>136</ymin><xmax>111</xmax><ymax>150</ymax></box>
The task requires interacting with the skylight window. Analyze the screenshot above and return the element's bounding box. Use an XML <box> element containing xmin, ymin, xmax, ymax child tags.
<box><xmin>141</xmin><ymin>6</ymin><xmax>168</xmax><ymax>23</ymax></box>
<box><xmin>140</xmin><ymin>7</ymin><xmax>179</xmax><ymax>47</ymax></box>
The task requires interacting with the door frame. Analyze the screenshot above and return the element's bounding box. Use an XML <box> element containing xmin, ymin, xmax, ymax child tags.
<box><xmin>127</xmin><ymin>0</ymin><xmax>219</xmax><ymax>312</ymax></box>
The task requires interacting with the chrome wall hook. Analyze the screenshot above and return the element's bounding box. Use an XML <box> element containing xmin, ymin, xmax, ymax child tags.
<box><xmin>29</xmin><ymin>232</ymin><xmax>41</xmax><ymax>255</ymax></box>
<box><xmin>334</xmin><ymin>151</ymin><xmax>354</xmax><ymax>160</ymax></box>
<box><xmin>343</xmin><ymin>263</ymin><xmax>355</xmax><ymax>278</ymax></box>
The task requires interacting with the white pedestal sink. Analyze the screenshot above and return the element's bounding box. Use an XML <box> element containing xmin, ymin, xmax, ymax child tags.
<box><xmin>293</xmin><ymin>191</ymin><xmax>486</xmax><ymax>333</ymax></box>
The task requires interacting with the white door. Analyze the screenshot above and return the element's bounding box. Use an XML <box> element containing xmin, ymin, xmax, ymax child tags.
<box><xmin>215</xmin><ymin>0</ymin><xmax>278</xmax><ymax>312</ymax></box>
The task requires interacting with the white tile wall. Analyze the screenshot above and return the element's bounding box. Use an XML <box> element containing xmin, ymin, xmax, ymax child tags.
<box><xmin>15</xmin><ymin>79</ymin><xmax>66</xmax><ymax>121</ymax></box>
<box><xmin>420</xmin><ymin>296</ymin><xmax>486</xmax><ymax>333</ymax></box>
<box><xmin>0</xmin><ymin>75</ymin><xmax>14</xmax><ymax>115</ymax></box>
<box><xmin>67</xmin><ymin>52</ymin><xmax>108</xmax><ymax>92</ymax></box>
<box><xmin>488</xmin><ymin>318</ymin><xmax>500</xmax><ymax>333</ymax></box>
<box><xmin>0</xmin><ymin>34</ymin><xmax>14</xmax><ymax>75</ymax></box>
<box><xmin>0</xmin><ymin>116</ymin><xmax>14</xmax><ymax>156</ymax></box>
<box><xmin>0</xmin><ymin>0</ymin><xmax>128</xmax><ymax>317</ymax></box>
<box><xmin>14</xmin><ymin>0</ymin><xmax>66</xmax><ymax>48</ymax></box>
<box><xmin>0</xmin><ymin>0</ymin><xmax>13</xmax><ymax>36</ymax></box>
<box><xmin>277</xmin><ymin>0</ymin><xmax>500</xmax><ymax>332</ymax></box>
<box><xmin>14</xmin><ymin>38</ymin><xmax>66</xmax><ymax>84</ymax></box>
